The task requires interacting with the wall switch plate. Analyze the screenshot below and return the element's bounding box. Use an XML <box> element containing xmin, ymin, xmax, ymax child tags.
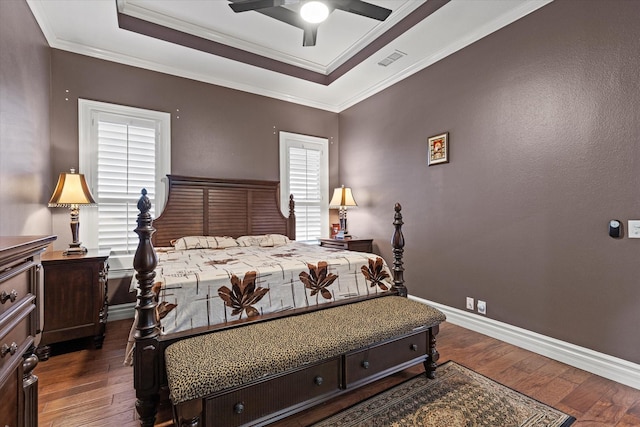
<box><xmin>629</xmin><ymin>220</ymin><xmax>640</xmax><ymax>238</ymax></box>
<box><xmin>477</xmin><ymin>300</ymin><xmax>486</xmax><ymax>315</ymax></box>
<box><xmin>466</xmin><ymin>297</ymin><xmax>474</xmax><ymax>310</ymax></box>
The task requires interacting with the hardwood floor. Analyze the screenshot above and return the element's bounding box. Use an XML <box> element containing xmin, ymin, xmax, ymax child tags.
<box><xmin>37</xmin><ymin>318</ymin><xmax>640</xmax><ymax>426</ymax></box>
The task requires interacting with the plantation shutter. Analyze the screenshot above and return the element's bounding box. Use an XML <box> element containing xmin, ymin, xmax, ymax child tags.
<box><xmin>79</xmin><ymin>99</ymin><xmax>170</xmax><ymax>273</ymax></box>
<box><xmin>288</xmin><ymin>146</ymin><xmax>322</xmax><ymax>241</ymax></box>
<box><xmin>95</xmin><ymin>114</ymin><xmax>157</xmax><ymax>255</ymax></box>
<box><xmin>279</xmin><ymin>131</ymin><xmax>329</xmax><ymax>242</ymax></box>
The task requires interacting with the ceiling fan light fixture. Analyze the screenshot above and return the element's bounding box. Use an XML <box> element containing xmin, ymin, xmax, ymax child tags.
<box><xmin>300</xmin><ymin>1</ymin><xmax>330</xmax><ymax>24</ymax></box>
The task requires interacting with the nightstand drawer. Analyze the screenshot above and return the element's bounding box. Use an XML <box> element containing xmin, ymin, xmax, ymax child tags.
<box><xmin>319</xmin><ymin>238</ymin><xmax>373</xmax><ymax>253</ymax></box>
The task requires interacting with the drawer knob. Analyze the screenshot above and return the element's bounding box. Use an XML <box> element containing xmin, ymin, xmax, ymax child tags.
<box><xmin>314</xmin><ymin>376</ymin><xmax>324</xmax><ymax>386</ymax></box>
<box><xmin>361</xmin><ymin>360</ymin><xmax>370</xmax><ymax>369</ymax></box>
<box><xmin>233</xmin><ymin>402</ymin><xmax>245</xmax><ymax>414</ymax></box>
<box><xmin>1</xmin><ymin>342</ymin><xmax>18</xmax><ymax>358</ymax></box>
<box><xmin>0</xmin><ymin>289</ymin><xmax>18</xmax><ymax>304</ymax></box>
<box><xmin>410</xmin><ymin>344</ymin><xmax>418</xmax><ymax>352</ymax></box>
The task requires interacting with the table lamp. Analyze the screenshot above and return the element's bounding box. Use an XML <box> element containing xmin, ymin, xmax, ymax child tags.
<box><xmin>329</xmin><ymin>185</ymin><xmax>357</xmax><ymax>239</ymax></box>
<box><xmin>48</xmin><ymin>168</ymin><xmax>96</xmax><ymax>255</ymax></box>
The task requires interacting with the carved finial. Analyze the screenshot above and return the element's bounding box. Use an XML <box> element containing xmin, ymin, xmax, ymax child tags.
<box><xmin>137</xmin><ymin>188</ymin><xmax>151</xmax><ymax>213</ymax></box>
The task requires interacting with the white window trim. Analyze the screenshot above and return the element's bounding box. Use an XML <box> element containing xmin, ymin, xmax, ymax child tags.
<box><xmin>78</xmin><ymin>99</ymin><xmax>171</xmax><ymax>271</ymax></box>
<box><xmin>279</xmin><ymin>131</ymin><xmax>329</xmax><ymax>241</ymax></box>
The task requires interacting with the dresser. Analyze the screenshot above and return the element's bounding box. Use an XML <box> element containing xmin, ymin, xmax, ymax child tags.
<box><xmin>0</xmin><ymin>235</ymin><xmax>56</xmax><ymax>427</ymax></box>
<box><xmin>37</xmin><ymin>249</ymin><xmax>109</xmax><ymax>360</ymax></box>
<box><xmin>319</xmin><ymin>237</ymin><xmax>373</xmax><ymax>253</ymax></box>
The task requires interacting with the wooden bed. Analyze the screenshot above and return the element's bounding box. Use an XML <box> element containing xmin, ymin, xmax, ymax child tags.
<box><xmin>131</xmin><ymin>175</ymin><xmax>444</xmax><ymax>426</ymax></box>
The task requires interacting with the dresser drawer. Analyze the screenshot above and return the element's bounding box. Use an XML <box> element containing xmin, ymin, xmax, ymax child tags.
<box><xmin>344</xmin><ymin>330</ymin><xmax>428</xmax><ymax>387</ymax></box>
<box><xmin>0</xmin><ymin>260</ymin><xmax>35</xmax><ymax>319</ymax></box>
<box><xmin>204</xmin><ymin>358</ymin><xmax>341</xmax><ymax>426</ymax></box>
<box><xmin>0</xmin><ymin>303</ymin><xmax>33</xmax><ymax>374</ymax></box>
<box><xmin>0</xmin><ymin>364</ymin><xmax>21</xmax><ymax>427</ymax></box>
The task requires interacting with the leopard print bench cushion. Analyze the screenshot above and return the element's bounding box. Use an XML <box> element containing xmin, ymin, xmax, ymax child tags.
<box><xmin>165</xmin><ymin>296</ymin><xmax>445</xmax><ymax>404</ymax></box>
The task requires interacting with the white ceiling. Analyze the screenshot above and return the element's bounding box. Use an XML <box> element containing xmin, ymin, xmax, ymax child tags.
<box><xmin>27</xmin><ymin>0</ymin><xmax>552</xmax><ymax>112</ymax></box>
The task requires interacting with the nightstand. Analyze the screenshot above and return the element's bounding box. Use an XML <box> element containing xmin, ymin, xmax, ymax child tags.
<box><xmin>319</xmin><ymin>238</ymin><xmax>373</xmax><ymax>253</ymax></box>
<box><xmin>37</xmin><ymin>249</ymin><xmax>109</xmax><ymax>360</ymax></box>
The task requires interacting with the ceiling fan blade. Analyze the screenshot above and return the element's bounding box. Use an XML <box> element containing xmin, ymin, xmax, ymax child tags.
<box><xmin>259</xmin><ymin>7</ymin><xmax>318</xmax><ymax>46</ymax></box>
<box><xmin>303</xmin><ymin>26</ymin><xmax>318</xmax><ymax>47</ymax></box>
<box><xmin>229</xmin><ymin>0</ymin><xmax>286</xmax><ymax>13</ymax></box>
<box><xmin>258</xmin><ymin>6</ymin><xmax>306</xmax><ymax>29</ymax></box>
<box><xmin>332</xmin><ymin>0</ymin><xmax>392</xmax><ymax>21</ymax></box>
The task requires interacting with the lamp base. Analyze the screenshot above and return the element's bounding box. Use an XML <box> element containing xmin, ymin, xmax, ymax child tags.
<box><xmin>64</xmin><ymin>243</ymin><xmax>88</xmax><ymax>256</ymax></box>
<box><xmin>334</xmin><ymin>231</ymin><xmax>352</xmax><ymax>240</ymax></box>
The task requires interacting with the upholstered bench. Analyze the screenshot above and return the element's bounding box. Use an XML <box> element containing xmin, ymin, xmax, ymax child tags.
<box><xmin>164</xmin><ymin>296</ymin><xmax>445</xmax><ymax>427</ymax></box>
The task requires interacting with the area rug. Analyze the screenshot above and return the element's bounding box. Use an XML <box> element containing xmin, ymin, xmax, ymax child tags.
<box><xmin>312</xmin><ymin>361</ymin><xmax>575</xmax><ymax>427</ymax></box>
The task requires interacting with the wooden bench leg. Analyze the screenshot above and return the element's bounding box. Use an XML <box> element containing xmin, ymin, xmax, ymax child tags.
<box><xmin>424</xmin><ymin>324</ymin><xmax>440</xmax><ymax>379</ymax></box>
<box><xmin>174</xmin><ymin>399</ymin><xmax>203</xmax><ymax>427</ymax></box>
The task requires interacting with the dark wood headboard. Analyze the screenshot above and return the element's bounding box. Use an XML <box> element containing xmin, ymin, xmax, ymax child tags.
<box><xmin>151</xmin><ymin>175</ymin><xmax>295</xmax><ymax>247</ymax></box>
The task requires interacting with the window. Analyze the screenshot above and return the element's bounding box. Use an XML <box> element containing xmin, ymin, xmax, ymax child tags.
<box><xmin>279</xmin><ymin>131</ymin><xmax>329</xmax><ymax>241</ymax></box>
<box><xmin>79</xmin><ymin>100</ymin><xmax>170</xmax><ymax>272</ymax></box>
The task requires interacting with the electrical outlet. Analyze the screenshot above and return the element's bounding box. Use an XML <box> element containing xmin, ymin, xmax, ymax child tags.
<box><xmin>477</xmin><ymin>300</ymin><xmax>486</xmax><ymax>315</ymax></box>
<box><xmin>466</xmin><ymin>297</ymin><xmax>474</xmax><ymax>310</ymax></box>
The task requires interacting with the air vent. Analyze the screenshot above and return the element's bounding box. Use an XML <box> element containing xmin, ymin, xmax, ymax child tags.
<box><xmin>377</xmin><ymin>50</ymin><xmax>407</xmax><ymax>67</ymax></box>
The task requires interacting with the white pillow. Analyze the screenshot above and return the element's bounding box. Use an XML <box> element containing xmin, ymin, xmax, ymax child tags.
<box><xmin>171</xmin><ymin>236</ymin><xmax>238</xmax><ymax>250</ymax></box>
<box><xmin>236</xmin><ymin>235</ymin><xmax>263</xmax><ymax>247</ymax></box>
<box><xmin>236</xmin><ymin>234</ymin><xmax>290</xmax><ymax>247</ymax></box>
<box><xmin>267</xmin><ymin>234</ymin><xmax>291</xmax><ymax>246</ymax></box>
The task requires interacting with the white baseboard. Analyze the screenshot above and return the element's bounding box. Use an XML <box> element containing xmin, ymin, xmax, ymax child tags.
<box><xmin>108</xmin><ymin>302</ymin><xmax>136</xmax><ymax>322</ymax></box>
<box><xmin>410</xmin><ymin>295</ymin><xmax>640</xmax><ymax>390</ymax></box>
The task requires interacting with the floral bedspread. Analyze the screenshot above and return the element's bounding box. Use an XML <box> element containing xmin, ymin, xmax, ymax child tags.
<box><xmin>133</xmin><ymin>242</ymin><xmax>393</xmax><ymax>336</ymax></box>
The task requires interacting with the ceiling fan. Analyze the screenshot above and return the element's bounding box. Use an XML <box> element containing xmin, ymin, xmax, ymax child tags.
<box><xmin>228</xmin><ymin>0</ymin><xmax>392</xmax><ymax>46</ymax></box>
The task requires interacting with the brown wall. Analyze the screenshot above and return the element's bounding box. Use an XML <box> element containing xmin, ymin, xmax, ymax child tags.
<box><xmin>49</xmin><ymin>50</ymin><xmax>340</xmax><ymax>303</ymax></box>
<box><xmin>339</xmin><ymin>0</ymin><xmax>640</xmax><ymax>363</ymax></box>
<box><xmin>3</xmin><ymin>0</ymin><xmax>638</xmax><ymax>363</ymax></box>
<box><xmin>0</xmin><ymin>0</ymin><xmax>52</xmax><ymax>236</ymax></box>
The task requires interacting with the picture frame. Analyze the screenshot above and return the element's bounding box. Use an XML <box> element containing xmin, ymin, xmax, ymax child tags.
<box><xmin>427</xmin><ymin>132</ymin><xmax>449</xmax><ymax>166</ymax></box>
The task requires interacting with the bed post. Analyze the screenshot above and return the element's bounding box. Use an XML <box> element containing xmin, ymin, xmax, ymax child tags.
<box><xmin>288</xmin><ymin>194</ymin><xmax>296</xmax><ymax>240</ymax></box>
<box><xmin>390</xmin><ymin>203</ymin><xmax>407</xmax><ymax>297</ymax></box>
<box><xmin>133</xmin><ymin>189</ymin><xmax>161</xmax><ymax>426</ymax></box>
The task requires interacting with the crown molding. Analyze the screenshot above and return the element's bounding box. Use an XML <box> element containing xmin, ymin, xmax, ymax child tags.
<box><xmin>337</xmin><ymin>0</ymin><xmax>554</xmax><ymax>111</ymax></box>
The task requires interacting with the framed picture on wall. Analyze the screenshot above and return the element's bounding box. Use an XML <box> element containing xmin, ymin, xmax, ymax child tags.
<box><xmin>427</xmin><ymin>132</ymin><xmax>449</xmax><ymax>166</ymax></box>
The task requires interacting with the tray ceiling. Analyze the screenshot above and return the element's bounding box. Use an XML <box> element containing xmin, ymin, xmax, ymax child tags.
<box><xmin>27</xmin><ymin>0</ymin><xmax>552</xmax><ymax>112</ymax></box>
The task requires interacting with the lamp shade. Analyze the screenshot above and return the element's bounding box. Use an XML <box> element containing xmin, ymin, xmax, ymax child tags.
<box><xmin>48</xmin><ymin>169</ymin><xmax>96</xmax><ymax>207</ymax></box>
<box><xmin>329</xmin><ymin>185</ymin><xmax>357</xmax><ymax>207</ymax></box>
